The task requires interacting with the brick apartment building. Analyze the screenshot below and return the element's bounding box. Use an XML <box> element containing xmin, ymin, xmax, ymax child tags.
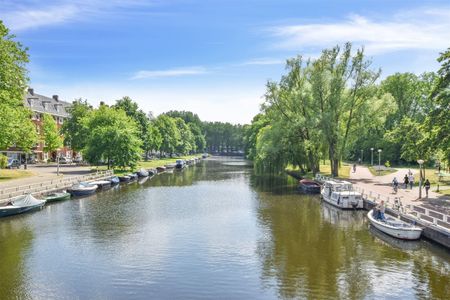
<box><xmin>1</xmin><ymin>88</ymin><xmax>73</xmax><ymax>162</ymax></box>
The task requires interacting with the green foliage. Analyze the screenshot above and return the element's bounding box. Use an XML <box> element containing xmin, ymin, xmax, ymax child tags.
<box><xmin>113</xmin><ymin>96</ymin><xmax>149</xmax><ymax>148</ymax></box>
<box><xmin>0</xmin><ymin>154</ymin><xmax>7</xmax><ymax>169</ymax></box>
<box><xmin>174</xmin><ymin>118</ymin><xmax>195</xmax><ymax>154</ymax></box>
<box><xmin>384</xmin><ymin>161</ymin><xmax>391</xmax><ymax>168</ymax></box>
<box><xmin>0</xmin><ymin>21</ymin><xmax>37</xmax><ymax>151</ymax></box>
<box><xmin>82</xmin><ymin>105</ymin><xmax>142</xmax><ymax>169</ymax></box>
<box><xmin>203</xmin><ymin>121</ymin><xmax>244</xmax><ymax>152</ymax></box>
<box><xmin>62</xmin><ymin>99</ymin><xmax>92</xmax><ymax>151</ymax></box>
<box><xmin>42</xmin><ymin>113</ymin><xmax>63</xmax><ymax>153</ymax></box>
<box><xmin>143</xmin><ymin>122</ymin><xmax>163</xmax><ymax>157</ymax></box>
<box><xmin>154</xmin><ymin>114</ymin><xmax>180</xmax><ymax>155</ymax></box>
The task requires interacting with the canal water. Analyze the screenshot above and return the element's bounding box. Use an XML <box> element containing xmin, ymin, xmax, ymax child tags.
<box><xmin>0</xmin><ymin>157</ymin><xmax>449</xmax><ymax>299</ymax></box>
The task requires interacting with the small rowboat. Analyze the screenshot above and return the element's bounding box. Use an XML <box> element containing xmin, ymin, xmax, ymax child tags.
<box><xmin>367</xmin><ymin>209</ymin><xmax>422</xmax><ymax>240</ymax></box>
<box><xmin>137</xmin><ymin>168</ymin><xmax>149</xmax><ymax>177</ymax></box>
<box><xmin>44</xmin><ymin>192</ymin><xmax>71</xmax><ymax>202</ymax></box>
<box><xmin>67</xmin><ymin>182</ymin><xmax>98</xmax><ymax>197</ymax></box>
<box><xmin>110</xmin><ymin>176</ymin><xmax>120</xmax><ymax>185</ymax></box>
<box><xmin>0</xmin><ymin>194</ymin><xmax>46</xmax><ymax>218</ymax></box>
<box><xmin>118</xmin><ymin>175</ymin><xmax>131</xmax><ymax>182</ymax></box>
<box><xmin>156</xmin><ymin>166</ymin><xmax>166</xmax><ymax>173</ymax></box>
<box><xmin>298</xmin><ymin>179</ymin><xmax>321</xmax><ymax>194</ymax></box>
<box><xmin>90</xmin><ymin>180</ymin><xmax>112</xmax><ymax>190</ymax></box>
<box><xmin>128</xmin><ymin>173</ymin><xmax>138</xmax><ymax>180</ymax></box>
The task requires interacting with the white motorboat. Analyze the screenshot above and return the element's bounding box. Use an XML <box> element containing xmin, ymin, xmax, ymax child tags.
<box><xmin>320</xmin><ymin>180</ymin><xmax>364</xmax><ymax>209</ymax></box>
<box><xmin>367</xmin><ymin>209</ymin><xmax>422</xmax><ymax>240</ymax></box>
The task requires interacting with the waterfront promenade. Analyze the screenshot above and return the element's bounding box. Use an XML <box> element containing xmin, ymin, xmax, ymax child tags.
<box><xmin>349</xmin><ymin>166</ymin><xmax>450</xmax><ymax>213</ymax></box>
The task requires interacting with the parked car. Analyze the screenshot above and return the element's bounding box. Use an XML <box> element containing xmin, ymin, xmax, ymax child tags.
<box><xmin>7</xmin><ymin>159</ymin><xmax>21</xmax><ymax>169</ymax></box>
<box><xmin>59</xmin><ymin>157</ymin><xmax>72</xmax><ymax>164</ymax></box>
<box><xmin>73</xmin><ymin>156</ymin><xmax>83</xmax><ymax>163</ymax></box>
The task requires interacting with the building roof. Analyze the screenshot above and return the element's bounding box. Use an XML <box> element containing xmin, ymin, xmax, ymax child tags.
<box><xmin>24</xmin><ymin>89</ymin><xmax>71</xmax><ymax>118</ymax></box>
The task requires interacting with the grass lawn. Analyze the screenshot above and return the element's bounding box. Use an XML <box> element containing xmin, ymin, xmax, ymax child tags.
<box><xmin>0</xmin><ymin>169</ymin><xmax>35</xmax><ymax>181</ymax></box>
<box><xmin>286</xmin><ymin>160</ymin><xmax>351</xmax><ymax>179</ymax></box>
<box><xmin>368</xmin><ymin>166</ymin><xmax>397</xmax><ymax>176</ymax></box>
<box><xmin>90</xmin><ymin>155</ymin><xmax>203</xmax><ymax>174</ymax></box>
<box><xmin>397</xmin><ymin>167</ymin><xmax>450</xmax><ymax>185</ymax></box>
<box><xmin>435</xmin><ymin>189</ymin><xmax>450</xmax><ymax>196</ymax></box>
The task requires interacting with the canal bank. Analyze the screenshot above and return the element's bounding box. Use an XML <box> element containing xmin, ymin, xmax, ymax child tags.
<box><xmin>0</xmin><ymin>157</ymin><xmax>448</xmax><ymax>299</ymax></box>
<box><xmin>311</xmin><ymin>174</ymin><xmax>450</xmax><ymax>249</ymax></box>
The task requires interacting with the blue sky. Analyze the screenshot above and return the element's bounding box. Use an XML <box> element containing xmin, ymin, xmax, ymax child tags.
<box><xmin>2</xmin><ymin>0</ymin><xmax>449</xmax><ymax>124</ymax></box>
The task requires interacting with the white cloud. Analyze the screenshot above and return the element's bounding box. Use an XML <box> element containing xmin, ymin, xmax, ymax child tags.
<box><xmin>131</xmin><ymin>67</ymin><xmax>208</xmax><ymax>79</ymax></box>
<box><xmin>0</xmin><ymin>0</ymin><xmax>155</xmax><ymax>31</ymax></box>
<box><xmin>269</xmin><ymin>9</ymin><xmax>450</xmax><ymax>55</ymax></box>
<box><xmin>1</xmin><ymin>4</ymin><xmax>79</xmax><ymax>31</ymax></box>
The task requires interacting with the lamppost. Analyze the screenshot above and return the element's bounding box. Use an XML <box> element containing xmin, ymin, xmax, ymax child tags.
<box><xmin>378</xmin><ymin>149</ymin><xmax>382</xmax><ymax>175</ymax></box>
<box><xmin>370</xmin><ymin>148</ymin><xmax>374</xmax><ymax>166</ymax></box>
<box><xmin>418</xmin><ymin>159</ymin><xmax>424</xmax><ymax>199</ymax></box>
<box><xmin>360</xmin><ymin>149</ymin><xmax>363</xmax><ymax>164</ymax></box>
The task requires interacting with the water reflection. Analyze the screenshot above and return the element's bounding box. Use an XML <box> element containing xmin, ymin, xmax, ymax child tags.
<box><xmin>251</xmin><ymin>170</ymin><xmax>449</xmax><ymax>299</ymax></box>
<box><xmin>0</xmin><ymin>157</ymin><xmax>448</xmax><ymax>299</ymax></box>
<box><xmin>0</xmin><ymin>219</ymin><xmax>33</xmax><ymax>299</ymax></box>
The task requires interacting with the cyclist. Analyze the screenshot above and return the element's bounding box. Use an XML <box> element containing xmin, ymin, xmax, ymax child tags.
<box><xmin>392</xmin><ymin>177</ymin><xmax>399</xmax><ymax>194</ymax></box>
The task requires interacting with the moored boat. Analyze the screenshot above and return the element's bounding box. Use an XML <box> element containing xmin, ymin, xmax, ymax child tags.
<box><xmin>165</xmin><ymin>163</ymin><xmax>176</xmax><ymax>169</ymax></box>
<box><xmin>67</xmin><ymin>182</ymin><xmax>98</xmax><ymax>196</ymax></box>
<box><xmin>367</xmin><ymin>209</ymin><xmax>422</xmax><ymax>240</ymax></box>
<box><xmin>148</xmin><ymin>168</ymin><xmax>157</xmax><ymax>176</ymax></box>
<box><xmin>156</xmin><ymin>166</ymin><xmax>166</xmax><ymax>173</ymax></box>
<box><xmin>137</xmin><ymin>168</ymin><xmax>149</xmax><ymax>177</ymax></box>
<box><xmin>118</xmin><ymin>175</ymin><xmax>131</xmax><ymax>182</ymax></box>
<box><xmin>128</xmin><ymin>173</ymin><xmax>138</xmax><ymax>180</ymax></box>
<box><xmin>298</xmin><ymin>179</ymin><xmax>321</xmax><ymax>194</ymax></box>
<box><xmin>0</xmin><ymin>194</ymin><xmax>46</xmax><ymax>218</ymax></box>
<box><xmin>109</xmin><ymin>176</ymin><xmax>120</xmax><ymax>185</ymax></box>
<box><xmin>89</xmin><ymin>180</ymin><xmax>112</xmax><ymax>190</ymax></box>
<box><xmin>320</xmin><ymin>180</ymin><xmax>363</xmax><ymax>209</ymax></box>
<box><xmin>44</xmin><ymin>192</ymin><xmax>71</xmax><ymax>202</ymax></box>
<box><xmin>175</xmin><ymin>159</ymin><xmax>186</xmax><ymax>169</ymax></box>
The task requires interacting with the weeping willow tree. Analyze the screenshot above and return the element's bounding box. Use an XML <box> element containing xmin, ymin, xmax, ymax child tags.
<box><xmin>249</xmin><ymin>43</ymin><xmax>381</xmax><ymax>176</ymax></box>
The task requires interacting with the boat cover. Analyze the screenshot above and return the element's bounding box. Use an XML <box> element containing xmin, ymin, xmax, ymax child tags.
<box><xmin>11</xmin><ymin>194</ymin><xmax>45</xmax><ymax>207</ymax></box>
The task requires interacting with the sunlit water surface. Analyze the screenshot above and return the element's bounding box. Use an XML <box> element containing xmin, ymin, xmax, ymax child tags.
<box><xmin>0</xmin><ymin>157</ymin><xmax>449</xmax><ymax>299</ymax></box>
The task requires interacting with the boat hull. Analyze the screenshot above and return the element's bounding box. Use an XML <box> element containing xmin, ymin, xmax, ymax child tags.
<box><xmin>118</xmin><ymin>176</ymin><xmax>131</xmax><ymax>182</ymax></box>
<box><xmin>367</xmin><ymin>210</ymin><xmax>422</xmax><ymax>240</ymax></box>
<box><xmin>298</xmin><ymin>180</ymin><xmax>321</xmax><ymax>194</ymax></box>
<box><xmin>67</xmin><ymin>186</ymin><xmax>97</xmax><ymax>197</ymax></box>
<box><xmin>0</xmin><ymin>202</ymin><xmax>45</xmax><ymax>218</ymax></box>
<box><xmin>45</xmin><ymin>193</ymin><xmax>71</xmax><ymax>202</ymax></box>
<box><xmin>109</xmin><ymin>176</ymin><xmax>120</xmax><ymax>185</ymax></box>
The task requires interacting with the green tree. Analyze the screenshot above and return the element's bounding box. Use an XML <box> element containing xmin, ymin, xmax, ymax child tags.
<box><xmin>0</xmin><ymin>21</ymin><xmax>37</xmax><ymax>151</ymax></box>
<box><xmin>143</xmin><ymin>122</ymin><xmax>162</xmax><ymax>159</ymax></box>
<box><xmin>188</xmin><ymin>123</ymin><xmax>206</xmax><ymax>152</ymax></box>
<box><xmin>83</xmin><ymin>105</ymin><xmax>142</xmax><ymax>169</ymax></box>
<box><xmin>174</xmin><ymin>118</ymin><xmax>195</xmax><ymax>154</ymax></box>
<box><xmin>113</xmin><ymin>96</ymin><xmax>149</xmax><ymax>149</ymax></box>
<box><xmin>425</xmin><ymin>48</ymin><xmax>450</xmax><ymax>164</ymax></box>
<box><xmin>61</xmin><ymin>99</ymin><xmax>92</xmax><ymax>152</ymax></box>
<box><xmin>42</xmin><ymin>113</ymin><xmax>63</xmax><ymax>154</ymax></box>
<box><xmin>153</xmin><ymin>114</ymin><xmax>180</xmax><ymax>156</ymax></box>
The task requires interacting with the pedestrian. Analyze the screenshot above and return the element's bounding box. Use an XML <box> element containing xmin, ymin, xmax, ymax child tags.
<box><xmin>404</xmin><ymin>174</ymin><xmax>409</xmax><ymax>189</ymax></box>
<box><xmin>377</xmin><ymin>200</ymin><xmax>386</xmax><ymax>221</ymax></box>
<box><xmin>424</xmin><ymin>179</ymin><xmax>431</xmax><ymax>198</ymax></box>
<box><xmin>353</xmin><ymin>163</ymin><xmax>356</xmax><ymax>173</ymax></box>
<box><xmin>392</xmin><ymin>177</ymin><xmax>399</xmax><ymax>194</ymax></box>
<box><xmin>408</xmin><ymin>169</ymin><xmax>412</xmax><ymax>176</ymax></box>
<box><xmin>409</xmin><ymin>173</ymin><xmax>414</xmax><ymax>189</ymax></box>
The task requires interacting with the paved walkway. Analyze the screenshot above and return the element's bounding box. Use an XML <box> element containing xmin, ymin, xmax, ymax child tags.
<box><xmin>0</xmin><ymin>164</ymin><xmax>93</xmax><ymax>190</ymax></box>
<box><xmin>348</xmin><ymin>165</ymin><xmax>450</xmax><ymax>213</ymax></box>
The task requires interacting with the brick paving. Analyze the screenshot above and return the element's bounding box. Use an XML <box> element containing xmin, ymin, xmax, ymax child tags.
<box><xmin>348</xmin><ymin>165</ymin><xmax>450</xmax><ymax>214</ymax></box>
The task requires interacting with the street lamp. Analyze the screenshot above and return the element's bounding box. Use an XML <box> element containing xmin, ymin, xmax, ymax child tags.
<box><xmin>370</xmin><ymin>148</ymin><xmax>374</xmax><ymax>166</ymax></box>
<box><xmin>417</xmin><ymin>159</ymin><xmax>424</xmax><ymax>199</ymax></box>
<box><xmin>360</xmin><ymin>149</ymin><xmax>363</xmax><ymax>164</ymax></box>
<box><xmin>378</xmin><ymin>149</ymin><xmax>382</xmax><ymax>175</ymax></box>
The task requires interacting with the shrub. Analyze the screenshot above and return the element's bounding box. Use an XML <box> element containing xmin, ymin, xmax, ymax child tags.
<box><xmin>0</xmin><ymin>154</ymin><xmax>8</xmax><ymax>169</ymax></box>
<box><xmin>384</xmin><ymin>160</ymin><xmax>391</xmax><ymax>168</ymax></box>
